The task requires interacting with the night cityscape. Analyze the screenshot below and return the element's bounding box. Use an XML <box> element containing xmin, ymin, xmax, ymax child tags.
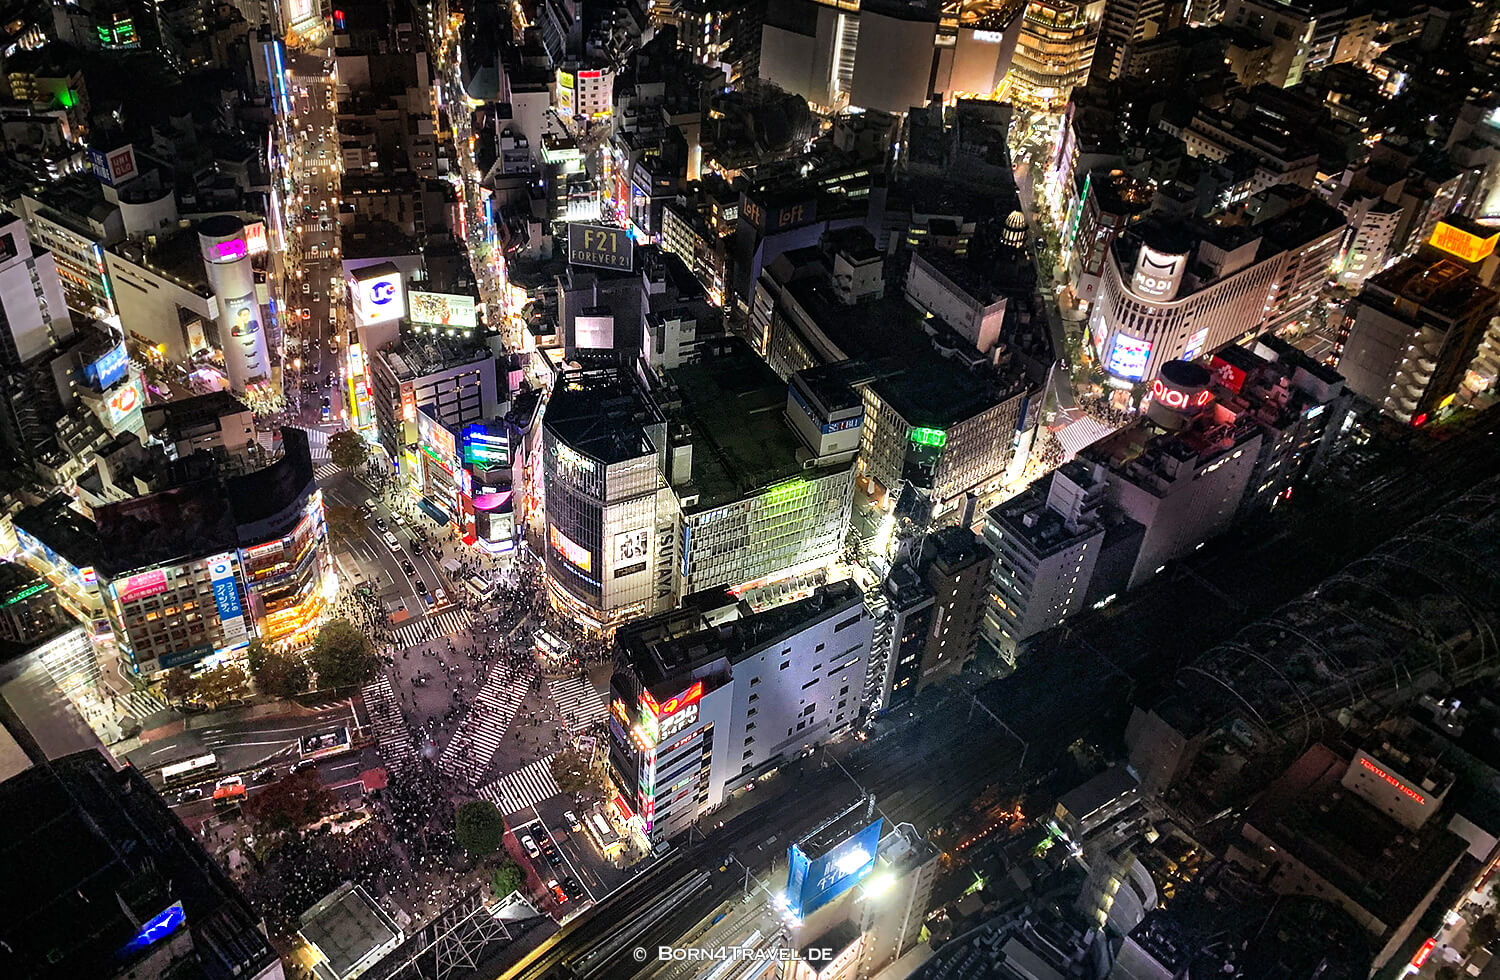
<box><xmin>0</xmin><ymin>0</ymin><xmax>1498</xmax><ymax>978</ymax></box>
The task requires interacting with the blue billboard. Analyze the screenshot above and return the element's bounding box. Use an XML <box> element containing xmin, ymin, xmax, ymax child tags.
<box><xmin>83</xmin><ymin>342</ymin><xmax>129</xmax><ymax>390</ymax></box>
<box><xmin>786</xmin><ymin>817</ymin><xmax>884</xmax><ymax>917</ymax></box>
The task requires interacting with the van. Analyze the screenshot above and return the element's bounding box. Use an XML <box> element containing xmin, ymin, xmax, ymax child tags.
<box><xmin>384</xmin><ymin>532</ymin><xmax>402</xmax><ymax>553</ymax></box>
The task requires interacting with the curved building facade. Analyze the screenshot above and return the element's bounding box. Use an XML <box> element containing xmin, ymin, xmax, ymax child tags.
<box><xmin>1089</xmin><ymin>227</ymin><xmax>1282</xmax><ymax>384</ymax></box>
<box><xmin>197</xmin><ymin>215</ymin><xmax>270</xmax><ymax>394</ymax></box>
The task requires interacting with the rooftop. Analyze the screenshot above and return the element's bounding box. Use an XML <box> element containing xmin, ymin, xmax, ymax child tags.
<box><xmin>110</xmin><ymin>227</ymin><xmax>213</xmax><ymax>298</ymax></box>
<box><xmin>1365</xmin><ymin>256</ymin><xmax>1499</xmax><ymax>320</ymax></box>
<box><xmin>666</xmin><ymin>338</ymin><xmax>839</xmax><ymax>511</ymax></box>
<box><xmin>378</xmin><ymin>332</ymin><xmax>493</xmax><ymax>380</ymax></box>
<box><xmin>616</xmin><ymin>579</ymin><xmax>864</xmax><ymax>694</ymax></box>
<box><xmin>1242</xmin><ymin>743</ymin><xmax>1468</xmax><ymax>929</ymax></box>
<box><xmin>0</xmin><ymin>751</ymin><xmax>276</xmax><ymax>980</ymax></box>
<box><xmin>544</xmin><ymin>366</ymin><xmax>663</xmax><ymax>466</ymax></box>
<box><xmin>298</xmin><ymin>882</ymin><xmax>402</xmax><ymax>980</ymax></box>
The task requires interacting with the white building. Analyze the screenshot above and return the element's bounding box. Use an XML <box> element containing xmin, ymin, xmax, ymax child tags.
<box><xmin>980</xmin><ymin>460</ymin><xmax>1107</xmax><ymax>662</ymax></box>
<box><xmin>903</xmin><ymin>249</ymin><xmax>1006</xmax><ymax>355</ymax></box>
<box><xmin>607</xmin><ymin>580</ymin><xmax>873</xmax><ymax>845</ymax></box>
<box><xmin>0</xmin><ymin>212</ymin><xmax>73</xmax><ymax>368</ymax></box>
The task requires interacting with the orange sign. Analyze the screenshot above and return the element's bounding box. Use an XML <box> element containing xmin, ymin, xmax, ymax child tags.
<box><xmin>1429</xmin><ymin>221</ymin><xmax>1500</xmax><ymax>263</ymax></box>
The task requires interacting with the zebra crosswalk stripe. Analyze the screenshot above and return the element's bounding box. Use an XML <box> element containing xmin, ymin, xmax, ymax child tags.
<box><xmin>547</xmin><ymin>677</ymin><xmax>607</xmax><ymax>730</ymax></box>
<box><xmin>315</xmin><ymin>463</ymin><xmax>341</xmax><ymax>482</ymax></box>
<box><xmin>361</xmin><ymin>674</ymin><xmax>416</xmax><ymax>777</ymax></box>
<box><xmin>478</xmin><ymin>755</ymin><xmax>562</xmax><ymax>815</ymax></box>
<box><xmin>437</xmin><ymin>667</ymin><xmax>534</xmax><ymax>786</ymax></box>
<box><xmin>389</xmin><ymin>608</ymin><xmax>472</xmax><ymax>647</ymax></box>
<box><xmin>118</xmin><ymin>689</ymin><xmax>166</xmax><ymax>722</ymax></box>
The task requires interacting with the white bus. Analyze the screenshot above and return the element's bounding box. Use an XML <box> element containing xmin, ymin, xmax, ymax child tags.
<box><xmin>160</xmin><ymin>753</ymin><xmax>219</xmax><ymax>787</ymax></box>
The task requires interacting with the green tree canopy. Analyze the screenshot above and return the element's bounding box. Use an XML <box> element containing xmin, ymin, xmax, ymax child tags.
<box><xmin>192</xmin><ymin>664</ymin><xmax>249</xmax><ymax>709</ymax></box>
<box><xmin>309</xmin><ymin>618</ymin><xmax>379</xmax><ymax>689</ymax></box>
<box><xmin>490</xmin><ymin>860</ymin><xmax>524</xmax><ymax>898</ymax></box>
<box><xmin>244</xmin><ymin>771</ymin><xmax>335</xmax><ymax>834</ymax></box>
<box><xmin>328</xmin><ymin>429</ymin><xmax>370</xmax><ymax>470</ymax></box>
<box><xmin>455</xmin><ymin>799</ymin><xmax>506</xmax><ymax>856</ymax></box>
<box><xmin>550</xmin><ymin>749</ymin><xmax>598</xmax><ymax>801</ymax></box>
<box><xmin>324</xmin><ymin>504</ymin><xmax>365</xmax><ymax>543</ymax></box>
<box><xmin>247</xmin><ymin>639</ymin><xmax>311</xmax><ymax>699</ymax></box>
<box><xmin>162</xmin><ymin>667</ymin><xmax>196</xmax><ymax>706</ymax></box>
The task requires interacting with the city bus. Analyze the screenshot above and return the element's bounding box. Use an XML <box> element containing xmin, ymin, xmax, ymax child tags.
<box><xmin>160</xmin><ymin>753</ymin><xmax>219</xmax><ymax>788</ymax></box>
<box><xmin>299</xmin><ymin>726</ymin><xmax>352</xmax><ymax>761</ymax></box>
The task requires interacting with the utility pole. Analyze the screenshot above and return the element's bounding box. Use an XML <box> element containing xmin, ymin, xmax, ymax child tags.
<box><xmin>968</xmin><ymin>694</ymin><xmax>1028</xmax><ymax>771</ymax></box>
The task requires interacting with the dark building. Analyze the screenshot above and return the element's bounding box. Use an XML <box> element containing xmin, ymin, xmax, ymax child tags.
<box><xmin>0</xmin><ymin>750</ymin><xmax>283</xmax><ymax>980</ymax></box>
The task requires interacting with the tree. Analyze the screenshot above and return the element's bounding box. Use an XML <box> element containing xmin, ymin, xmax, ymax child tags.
<box><xmin>162</xmin><ymin>667</ymin><xmax>196</xmax><ymax>706</ymax></box>
<box><xmin>244</xmin><ymin>771</ymin><xmax>334</xmax><ymax>834</ymax></box>
<box><xmin>324</xmin><ymin>504</ymin><xmax>365</xmax><ymax>543</ymax></box>
<box><xmin>550</xmin><ymin>749</ymin><xmax>599</xmax><ymax>802</ymax></box>
<box><xmin>1469</xmin><ymin>912</ymin><xmax>1500</xmax><ymax>955</ymax></box>
<box><xmin>455</xmin><ymin>799</ymin><xmax>505</xmax><ymax>856</ymax></box>
<box><xmin>491</xmin><ymin>860</ymin><xmax>524</xmax><ymax>898</ymax></box>
<box><xmin>247</xmin><ymin>640</ymin><xmax>311</xmax><ymax>699</ymax></box>
<box><xmin>192</xmin><ymin>664</ymin><xmax>249</xmax><ymax>709</ymax></box>
<box><xmin>328</xmin><ymin>429</ymin><xmax>369</xmax><ymax>470</ymax></box>
<box><xmin>309</xmin><ymin>618</ymin><xmax>379</xmax><ymax>689</ymax></box>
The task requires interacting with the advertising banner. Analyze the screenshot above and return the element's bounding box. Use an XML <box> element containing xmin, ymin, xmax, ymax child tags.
<box><xmin>243</xmin><ymin>221</ymin><xmax>268</xmax><ymax>257</ymax></box>
<box><xmin>208</xmin><ymin>553</ymin><xmax>247</xmax><ymax>644</ymax></box>
<box><xmin>612</xmin><ymin>528</ymin><xmax>649</xmax><ymax>578</ymax></box>
<box><xmin>787</xmin><ymin>817</ymin><xmax>884</xmax><ymax>917</ymax></box>
<box><xmin>550</xmin><ymin>526</ymin><xmax>592</xmax><ymax>573</ymax></box>
<box><xmin>1106</xmin><ymin>335</ymin><xmax>1151</xmax><ymax>381</ymax></box>
<box><xmin>568</xmin><ymin>223</ymin><xmax>634</xmax><ymax>271</ymax></box>
<box><xmin>419</xmin><ymin>412</ymin><xmax>457</xmax><ymax>462</ymax></box>
<box><xmin>353</xmin><ymin>269</ymin><xmax>405</xmax><ymax>325</ymax></box>
<box><xmin>115</xmin><ymin>569</ymin><xmax>168</xmax><ymax>603</ymax></box>
<box><xmin>409</xmin><ymin>291</ymin><xmax>478</xmax><ymax>329</ymax></box>
<box><xmin>104</xmin><ymin>373</ymin><xmax>145</xmax><ymax>431</ymax></box>
<box><xmin>83</xmin><ymin>342</ymin><xmax>129</xmax><ymax>390</ymax></box>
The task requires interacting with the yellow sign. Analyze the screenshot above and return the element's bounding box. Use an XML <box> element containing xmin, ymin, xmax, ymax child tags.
<box><xmin>1429</xmin><ymin>221</ymin><xmax>1500</xmax><ymax>263</ymax></box>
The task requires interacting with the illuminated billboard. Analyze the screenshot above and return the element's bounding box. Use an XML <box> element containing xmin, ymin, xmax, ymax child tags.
<box><xmin>557</xmin><ymin>71</ymin><xmax>575</xmax><ymax>117</ymax></box>
<box><xmin>787</xmin><ymin>817</ymin><xmax>884</xmax><ymax>917</ymax></box>
<box><xmin>352</xmin><ymin>267</ymin><xmax>405</xmax><ymax>325</ymax></box>
<box><xmin>410</xmin><ymin>291</ymin><xmax>478</xmax><ymax>329</ymax></box>
<box><xmin>568</xmin><ymin>223</ymin><xmax>634</xmax><ymax>271</ymax></box>
<box><xmin>575</xmin><ymin>313</ymin><xmax>613</xmax><ymax>349</ymax></box>
<box><xmin>244</xmin><ymin>221</ymin><xmax>268</xmax><ymax>257</ymax></box>
<box><xmin>208</xmin><ymin>553</ymin><xmax>247</xmax><ymax>644</ymax></box>
<box><xmin>83</xmin><ymin>342</ymin><xmax>129</xmax><ymax>390</ymax></box>
<box><xmin>1429</xmin><ymin>221</ymin><xmax>1500</xmax><ymax>263</ymax></box>
<box><xmin>613</xmin><ymin>527</ymin><xmax>649</xmax><ymax>576</ymax></box>
<box><xmin>463</xmin><ymin>425</ymin><xmax>509</xmax><ymax>468</ymax></box>
<box><xmin>1130</xmin><ymin>246</ymin><xmax>1187</xmax><ymax>301</ymax></box>
<box><xmin>103</xmin><ymin>373</ymin><xmax>145</xmax><ymax>430</ymax></box>
<box><xmin>115</xmin><ymin>569</ymin><xmax>168</xmax><ymax>603</ymax></box>
<box><xmin>1106</xmin><ymin>335</ymin><xmax>1151</xmax><ymax>381</ymax></box>
<box><xmin>1181</xmin><ymin>327</ymin><xmax>1209</xmax><ymax>361</ymax></box>
<box><xmin>550</xmin><ymin>525</ymin><xmax>592</xmax><ymax>573</ymax></box>
<box><xmin>418</xmin><ymin>412</ymin><xmax>457</xmax><ymax>463</ymax></box>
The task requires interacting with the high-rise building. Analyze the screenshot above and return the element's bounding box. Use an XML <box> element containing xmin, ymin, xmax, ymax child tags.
<box><xmin>876</xmin><ymin>526</ymin><xmax>992</xmax><ymax>708</ymax></box>
<box><xmin>1092</xmin><ymin>0</ymin><xmax>1165</xmax><ymax>81</ymax></box>
<box><xmin>0</xmin><ymin>750</ymin><xmax>285</xmax><ymax>980</ymax></box>
<box><xmin>980</xmin><ymin>460</ymin><xmax>1107</xmax><ymax>663</ymax></box>
<box><xmin>196</xmin><ymin>215</ymin><xmax>270</xmax><ymax>395</ymax></box>
<box><xmin>1338</xmin><ymin>254</ymin><xmax>1500</xmax><ymax>425</ymax></box>
<box><xmin>1088</xmin><ymin>201</ymin><xmax>1345</xmax><ymax>384</ymax></box>
<box><xmin>1009</xmin><ymin>0</ymin><xmax>1105</xmax><ymax>112</ymax></box>
<box><xmin>607</xmin><ymin>580</ymin><xmax>873</xmax><ymax>845</ymax></box>
<box><xmin>1219</xmin><ymin>0</ymin><xmax>1316</xmax><ymax>88</ymax></box>
<box><xmin>0</xmin><ymin>211</ymin><xmax>73</xmax><ymax>369</ymax></box>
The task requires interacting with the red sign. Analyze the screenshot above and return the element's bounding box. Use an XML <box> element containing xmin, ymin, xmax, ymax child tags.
<box><xmin>1360</xmin><ymin>756</ymin><xmax>1426</xmax><ymax>805</ymax></box>
<box><xmin>109</xmin><ymin>147</ymin><xmax>136</xmax><ymax>182</ymax></box>
<box><xmin>1411</xmin><ymin>938</ymin><xmax>1437</xmax><ymax>969</ymax></box>
<box><xmin>1210</xmin><ymin>356</ymin><xmax>1246</xmax><ymax>393</ymax></box>
<box><xmin>656</xmin><ymin>681</ymin><xmax>704</xmax><ymax>718</ymax></box>
<box><xmin>578</xmin><ymin>69</ymin><xmax>603</xmax><ymax>79</ymax></box>
<box><xmin>1150</xmin><ymin>379</ymin><xmax>1211</xmax><ymax>410</ymax></box>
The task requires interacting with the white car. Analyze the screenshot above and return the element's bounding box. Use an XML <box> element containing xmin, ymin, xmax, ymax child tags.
<box><xmin>520</xmin><ymin>834</ymin><xmax>541</xmax><ymax>859</ymax></box>
<box><xmin>384</xmin><ymin>532</ymin><xmax>402</xmax><ymax>553</ymax></box>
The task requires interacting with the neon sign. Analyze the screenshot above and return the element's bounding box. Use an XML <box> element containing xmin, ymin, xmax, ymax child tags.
<box><xmin>117</xmin><ymin>903</ymin><xmax>185</xmax><ymax>958</ymax></box>
<box><xmin>1106</xmin><ymin>335</ymin><xmax>1151</xmax><ymax>381</ymax></box>
<box><xmin>655</xmin><ymin>681</ymin><xmax>704</xmax><ymax>718</ymax></box>
<box><xmin>909</xmin><ymin>427</ymin><xmax>947</xmax><ymax>448</ymax></box>
<box><xmin>1429</xmin><ymin>222</ymin><xmax>1499</xmax><ymax>263</ymax></box>
<box><xmin>1150</xmin><ymin>379</ymin><xmax>1212</xmax><ymax>410</ymax></box>
<box><xmin>1359</xmin><ymin>756</ymin><xmax>1426</xmax><ymax>805</ymax></box>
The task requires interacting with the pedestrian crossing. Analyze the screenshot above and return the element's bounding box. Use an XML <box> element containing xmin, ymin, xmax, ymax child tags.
<box><xmin>315</xmin><ymin>463</ymin><xmax>341</xmax><ymax>482</ymax></box>
<box><xmin>477</xmin><ymin>754</ymin><xmax>562</xmax><ymax>816</ymax></box>
<box><xmin>547</xmin><ymin>676</ymin><xmax>608</xmax><ymax>731</ymax></box>
<box><xmin>118</xmin><ymin>688</ymin><xmax>167</xmax><ymax>723</ymax></box>
<box><xmin>389</xmin><ymin>608</ymin><xmax>472</xmax><ymax>648</ymax></box>
<box><xmin>308</xmin><ymin>428</ymin><xmax>331</xmax><ymax>460</ymax></box>
<box><xmin>361</xmin><ymin>673</ymin><xmax>416</xmax><ymax>778</ymax></box>
<box><xmin>437</xmin><ymin>666</ymin><xmax>534</xmax><ymax>787</ymax></box>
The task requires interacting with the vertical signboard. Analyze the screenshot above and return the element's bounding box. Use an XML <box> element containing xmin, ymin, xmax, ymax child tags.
<box><xmin>209</xmin><ymin>553</ymin><xmax>248</xmax><ymax>644</ymax></box>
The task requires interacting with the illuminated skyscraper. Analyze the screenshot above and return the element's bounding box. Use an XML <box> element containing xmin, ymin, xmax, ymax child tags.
<box><xmin>1009</xmin><ymin>0</ymin><xmax>1104</xmax><ymax>111</ymax></box>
